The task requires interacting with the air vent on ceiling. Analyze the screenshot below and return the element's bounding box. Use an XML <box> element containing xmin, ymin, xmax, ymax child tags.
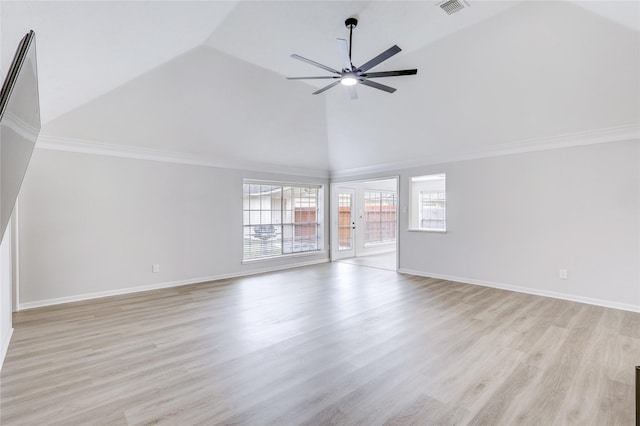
<box><xmin>437</xmin><ymin>0</ymin><xmax>470</xmax><ymax>15</ymax></box>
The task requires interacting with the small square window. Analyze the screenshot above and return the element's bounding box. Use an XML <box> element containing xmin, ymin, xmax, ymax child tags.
<box><xmin>410</xmin><ymin>174</ymin><xmax>446</xmax><ymax>231</ymax></box>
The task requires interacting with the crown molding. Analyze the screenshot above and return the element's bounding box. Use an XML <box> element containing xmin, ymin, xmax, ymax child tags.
<box><xmin>35</xmin><ymin>124</ymin><xmax>639</xmax><ymax>181</ymax></box>
<box><xmin>4</xmin><ymin>111</ymin><xmax>40</xmax><ymax>140</ymax></box>
<box><xmin>35</xmin><ymin>135</ymin><xmax>330</xmax><ymax>179</ymax></box>
<box><xmin>330</xmin><ymin>123</ymin><xmax>640</xmax><ymax>179</ymax></box>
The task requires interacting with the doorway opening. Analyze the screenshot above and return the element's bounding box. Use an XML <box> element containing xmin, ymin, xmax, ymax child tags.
<box><xmin>331</xmin><ymin>177</ymin><xmax>398</xmax><ymax>271</ymax></box>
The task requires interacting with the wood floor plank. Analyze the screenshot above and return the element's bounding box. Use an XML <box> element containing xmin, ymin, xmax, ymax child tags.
<box><xmin>1</xmin><ymin>262</ymin><xmax>638</xmax><ymax>425</ymax></box>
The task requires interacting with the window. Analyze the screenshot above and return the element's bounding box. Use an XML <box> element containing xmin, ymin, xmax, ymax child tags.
<box><xmin>364</xmin><ymin>191</ymin><xmax>397</xmax><ymax>246</ymax></box>
<box><xmin>410</xmin><ymin>174</ymin><xmax>446</xmax><ymax>231</ymax></box>
<box><xmin>243</xmin><ymin>181</ymin><xmax>322</xmax><ymax>260</ymax></box>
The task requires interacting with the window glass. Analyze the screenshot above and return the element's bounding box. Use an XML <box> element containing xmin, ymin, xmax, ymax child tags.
<box><xmin>410</xmin><ymin>174</ymin><xmax>446</xmax><ymax>231</ymax></box>
<box><xmin>363</xmin><ymin>191</ymin><xmax>397</xmax><ymax>246</ymax></box>
<box><xmin>243</xmin><ymin>181</ymin><xmax>322</xmax><ymax>260</ymax></box>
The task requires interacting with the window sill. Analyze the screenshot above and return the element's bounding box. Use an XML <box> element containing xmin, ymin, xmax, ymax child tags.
<box><xmin>408</xmin><ymin>228</ymin><xmax>447</xmax><ymax>233</ymax></box>
<box><xmin>242</xmin><ymin>250</ymin><xmax>327</xmax><ymax>264</ymax></box>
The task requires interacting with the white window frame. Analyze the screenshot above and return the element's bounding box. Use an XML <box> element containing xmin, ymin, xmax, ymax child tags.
<box><xmin>409</xmin><ymin>174</ymin><xmax>447</xmax><ymax>232</ymax></box>
<box><xmin>243</xmin><ymin>180</ymin><xmax>323</xmax><ymax>262</ymax></box>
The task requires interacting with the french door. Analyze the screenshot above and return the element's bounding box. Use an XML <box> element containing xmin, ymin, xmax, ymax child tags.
<box><xmin>333</xmin><ymin>187</ymin><xmax>356</xmax><ymax>260</ymax></box>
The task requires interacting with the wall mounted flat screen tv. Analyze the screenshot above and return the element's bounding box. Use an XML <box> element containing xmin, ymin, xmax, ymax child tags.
<box><xmin>0</xmin><ymin>30</ymin><xmax>40</xmax><ymax>242</ymax></box>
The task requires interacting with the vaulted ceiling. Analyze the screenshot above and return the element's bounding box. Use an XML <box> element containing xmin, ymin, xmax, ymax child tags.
<box><xmin>2</xmin><ymin>1</ymin><xmax>639</xmax><ymax>175</ymax></box>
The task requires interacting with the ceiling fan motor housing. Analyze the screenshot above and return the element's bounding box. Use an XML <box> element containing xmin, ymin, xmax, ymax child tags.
<box><xmin>287</xmin><ymin>17</ymin><xmax>417</xmax><ymax>98</ymax></box>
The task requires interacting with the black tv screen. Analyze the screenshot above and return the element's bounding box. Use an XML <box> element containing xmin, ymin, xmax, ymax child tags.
<box><xmin>0</xmin><ymin>30</ymin><xmax>40</xmax><ymax>242</ymax></box>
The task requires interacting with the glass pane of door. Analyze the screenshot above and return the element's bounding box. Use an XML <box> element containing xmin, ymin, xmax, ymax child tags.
<box><xmin>338</xmin><ymin>193</ymin><xmax>353</xmax><ymax>251</ymax></box>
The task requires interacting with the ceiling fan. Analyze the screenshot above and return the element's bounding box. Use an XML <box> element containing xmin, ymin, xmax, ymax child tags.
<box><xmin>287</xmin><ymin>18</ymin><xmax>418</xmax><ymax>100</ymax></box>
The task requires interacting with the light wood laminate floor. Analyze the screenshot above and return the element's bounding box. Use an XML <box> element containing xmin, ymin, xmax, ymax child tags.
<box><xmin>337</xmin><ymin>252</ymin><xmax>397</xmax><ymax>271</ymax></box>
<box><xmin>1</xmin><ymin>262</ymin><xmax>638</xmax><ymax>425</ymax></box>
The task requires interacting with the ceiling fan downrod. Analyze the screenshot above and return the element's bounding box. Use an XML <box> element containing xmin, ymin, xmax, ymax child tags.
<box><xmin>286</xmin><ymin>16</ymin><xmax>417</xmax><ymax>98</ymax></box>
<box><xmin>345</xmin><ymin>17</ymin><xmax>357</xmax><ymax>69</ymax></box>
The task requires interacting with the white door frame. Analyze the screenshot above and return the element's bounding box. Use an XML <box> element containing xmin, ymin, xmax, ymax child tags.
<box><xmin>331</xmin><ymin>186</ymin><xmax>356</xmax><ymax>260</ymax></box>
<box><xmin>330</xmin><ymin>177</ymin><xmax>400</xmax><ymax>270</ymax></box>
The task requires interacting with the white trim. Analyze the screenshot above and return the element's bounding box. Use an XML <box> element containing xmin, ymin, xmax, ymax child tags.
<box><xmin>12</xmin><ymin>203</ymin><xmax>19</xmax><ymax>312</ymax></box>
<box><xmin>17</xmin><ymin>258</ymin><xmax>329</xmax><ymax>311</ymax></box>
<box><xmin>398</xmin><ymin>269</ymin><xmax>640</xmax><ymax>313</ymax></box>
<box><xmin>330</xmin><ymin>185</ymin><xmax>357</xmax><ymax>261</ymax></box>
<box><xmin>242</xmin><ymin>251</ymin><xmax>327</xmax><ymax>264</ymax></box>
<box><xmin>243</xmin><ymin>178</ymin><xmax>323</xmax><ymax>188</ymax></box>
<box><xmin>3</xmin><ymin>111</ymin><xmax>39</xmax><ymax>140</ymax></box>
<box><xmin>330</xmin><ymin>176</ymin><xmax>400</xmax><ymax>271</ymax></box>
<box><xmin>35</xmin><ymin>135</ymin><xmax>330</xmax><ymax>179</ymax></box>
<box><xmin>35</xmin><ymin>125</ymin><xmax>639</xmax><ymax>180</ymax></box>
<box><xmin>0</xmin><ymin>327</ymin><xmax>13</xmax><ymax>370</ymax></box>
<box><xmin>331</xmin><ymin>124</ymin><xmax>640</xmax><ymax>178</ymax></box>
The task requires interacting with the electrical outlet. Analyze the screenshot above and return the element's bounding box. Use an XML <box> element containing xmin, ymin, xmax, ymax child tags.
<box><xmin>559</xmin><ymin>269</ymin><xmax>568</xmax><ymax>280</ymax></box>
<box><xmin>152</xmin><ymin>264</ymin><xmax>160</xmax><ymax>273</ymax></box>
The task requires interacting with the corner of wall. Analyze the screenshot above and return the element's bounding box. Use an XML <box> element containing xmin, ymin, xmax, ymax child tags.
<box><xmin>0</xmin><ymin>327</ymin><xmax>13</xmax><ymax>369</ymax></box>
<box><xmin>0</xmin><ymin>223</ymin><xmax>12</xmax><ymax>370</ymax></box>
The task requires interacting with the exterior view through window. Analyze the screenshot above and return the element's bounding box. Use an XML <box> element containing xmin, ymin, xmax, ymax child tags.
<box><xmin>243</xmin><ymin>182</ymin><xmax>321</xmax><ymax>260</ymax></box>
<box><xmin>364</xmin><ymin>191</ymin><xmax>397</xmax><ymax>246</ymax></box>
<box><xmin>410</xmin><ymin>174</ymin><xmax>446</xmax><ymax>231</ymax></box>
<box><xmin>337</xmin><ymin>193</ymin><xmax>353</xmax><ymax>250</ymax></box>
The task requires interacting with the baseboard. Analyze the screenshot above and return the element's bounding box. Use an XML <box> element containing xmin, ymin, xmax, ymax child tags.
<box><xmin>18</xmin><ymin>258</ymin><xmax>329</xmax><ymax>311</ymax></box>
<box><xmin>398</xmin><ymin>269</ymin><xmax>640</xmax><ymax>313</ymax></box>
<box><xmin>0</xmin><ymin>327</ymin><xmax>14</xmax><ymax>370</ymax></box>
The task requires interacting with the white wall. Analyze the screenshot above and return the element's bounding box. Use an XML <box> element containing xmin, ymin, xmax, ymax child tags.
<box><xmin>398</xmin><ymin>140</ymin><xmax>640</xmax><ymax>311</ymax></box>
<box><xmin>15</xmin><ymin>138</ymin><xmax>640</xmax><ymax>313</ymax></box>
<box><xmin>0</xmin><ymin>3</ymin><xmax>14</xmax><ymax>368</ymax></box>
<box><xmin>326</xmin><ymin>1</ymin><xmax>640</xmax><ymax>172</ymax></box>
<box><xmin>334</xmin><ymin>140</ymin><xmax>640</xmax><ymax>312</ymax></box>
<box><xmin>0</xmin><ymin>221</ymin><xmax>13</xmax><ymax>368</ymax></box>
<box><xmin>40</xmin><ymin>46</ymin><xmax>330</xmax><ymax>175</ymax></box>
<box><xmin>17</xmin><ymin>149</ymin><xmax>329</xmax><ymax>307</ymax></box>
<box><xmin>0</xmin><ymin>0</ymin><xmax>3</xmax><ymax>78</ymax></box>
<box><xmin>1</xmin><ymin>1</ymin><xmax>239</xmax><ymax>123</ymax></box>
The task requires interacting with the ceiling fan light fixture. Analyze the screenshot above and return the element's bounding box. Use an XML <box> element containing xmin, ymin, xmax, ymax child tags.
<box><xmin>287</xmin><ymin>17</ymin><xmax>418</xmax><ymax>98</ymax></box>
<box><xmin>341</xmin><ymin>74</ymin><xmax>358</xmax><ymax>86</ymax></box>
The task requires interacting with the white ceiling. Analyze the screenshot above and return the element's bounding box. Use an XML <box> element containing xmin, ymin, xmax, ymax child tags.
<box><xmin>204</xmin><ymin>1</ymin><xmax>523</xmax><ymax>87</ymax></box>
<box><xmin>2</xmin><ymin>1</ymin><xmax>639</xmax><ymax>174</ymax></box>
<box><xmin>1</xmin><ymin>1</ymin><xmax>237</xmax><ymax>122</ymax></box>
<box><xmin>2</xmin><ymin>0</ymin><xmax>530</xmax><ymax>124</ymax></box>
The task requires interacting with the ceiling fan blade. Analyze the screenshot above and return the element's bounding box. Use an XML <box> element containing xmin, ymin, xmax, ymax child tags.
<box><xmin>336</xmin><ymin>38</ymin><xmax>351</xmax><ymax>71</ymax></box>
<box><xmin>357</xmin><ymin>45</ymin><xmax>402</xmax><ymax>73</ymax></box>
<box><xmin>287</xmin><ymin>76</ymin><xmax>340</xmax><ymax>80</ymax></box>
<box><xmin>348</xmin><ymin>86</ymin><xmax>358</xmax><ymax>100</ymax></box>
<box><xmin>291</xmin><ymin>54</ymin><xmax>341</xmax><ymax>75</ymax></box>
<box><xmin>359</xmin><ymin>79</ymin><xmax>397</xmax><ymax>93</ymax></box>
<box><xmin>313</xmin><ymin>80</ymin><xmax>342</xmax><ymax>95</ymax></box>
<box><xmin>362</xmin><ymin>69</ymin><xmax>418</xmax><ymax>78</ymax></box>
